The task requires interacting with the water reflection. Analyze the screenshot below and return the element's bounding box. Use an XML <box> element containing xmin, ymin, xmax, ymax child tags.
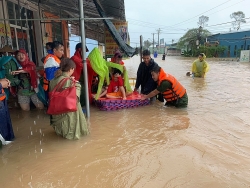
<box><xmin>190</xmin><ymin>77</ymin><xmax>207</xmax><ymax>91</ymax></box>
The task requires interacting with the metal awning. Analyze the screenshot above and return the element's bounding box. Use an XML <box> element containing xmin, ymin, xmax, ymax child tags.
<box><xmin>93</xmin><ymin>0</ymin><xmax>136</xmax><ymax>56</ymax></box>
<box><xmin>27</xmin><ymin>0</ymin><xmax>126</xmax><ymax>44</ymax></box>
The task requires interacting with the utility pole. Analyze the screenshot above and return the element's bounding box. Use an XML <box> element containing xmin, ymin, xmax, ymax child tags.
<box><xmin>152</xmin><ymin>33</ymin><xmax>155</xmax><ymax>54</ymax></box>
<box><xmin>156</xmin><ymin>28</ymin><xmax>161</xmax><ymax>49</ymax></box>
<box><xmin>197</xmin><ymin>26</ymin><xmax>202</xmax><ymax>49</ymax></box>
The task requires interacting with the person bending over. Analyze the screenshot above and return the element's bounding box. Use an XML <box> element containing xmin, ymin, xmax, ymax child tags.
<box><xmin>141</xmin><ymin>65</ymin><xmax>188</xmax><ymax>108</ymax></box>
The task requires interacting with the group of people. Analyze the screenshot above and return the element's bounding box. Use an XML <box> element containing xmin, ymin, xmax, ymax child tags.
<box><xmin>0</xmin><ymin>41</ymin><xmax>209</xmax><ymax>145</ymax></box>
<box><xmin>94</xmin><ymin>51</ymin><xmax>131</xmax><ymax>100</ymax></box>
<box><xmin>0</xmin><ymin>45</ymin><xmax>48</xmax><ymax>146</ymax></box>
<box><xmin>40</xmin><ymin>41</ymin><xmax>89</xmax><ymax>140</ymax></box>
<box><xmin>133</xmin><ymin>49</ymin><xmax>189</xmax><ymax>108</ymax></box>
<box><xmin>0</xmin><ymin>41</ymin><xmax>91</xmax><ymax>145</ymax></box>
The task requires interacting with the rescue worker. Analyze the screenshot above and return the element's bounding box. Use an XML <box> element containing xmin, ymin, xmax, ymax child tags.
<box><xmin>141</xmin><ymin>65</ymin><xmax>188</xmax><ymax>108</ymax></box>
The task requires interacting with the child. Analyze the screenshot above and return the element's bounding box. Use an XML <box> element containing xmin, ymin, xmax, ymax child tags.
<box><xmin>98</xmin><ymin>68</ymin><xmax>131</xmax><ymax>100</ymax></box>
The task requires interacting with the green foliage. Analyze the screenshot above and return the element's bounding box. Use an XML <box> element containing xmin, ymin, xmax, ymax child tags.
<box><xmin>236</xmin><ymin>49</ymin><xmax>242</xmax><ymax>58</ymax></box>
<box><xmin>183</xmin><ymin>46</ymin><xmax>227</xmax><ymax>57</ymax></box>
<box><xmin>177</xmin><ymin>28</ymin><xmax>211</xmax><ymax>49</ymax></box>
<box><xmin>183</xmin><ymin>50</ymin><xmax>192</xmax><ymax>57</ymax></box>
<box><xmin>143</xmin><ymin>40</ymin><xmax>152</xmax><ymax>49</ymax></box>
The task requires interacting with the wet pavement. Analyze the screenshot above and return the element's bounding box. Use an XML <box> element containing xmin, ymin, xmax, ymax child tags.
<box><xmin>1</xmin><ymin>55</ymin><xmax>250</xmax><ymax>187</ymax></box>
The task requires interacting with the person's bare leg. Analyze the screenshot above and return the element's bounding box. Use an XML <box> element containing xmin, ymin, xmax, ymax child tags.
<box><xmin>31</xmin><ymin>94</ymin><xmax>44</xmax><ymax>109</ymax></box>
<box><xmin>119</xmin><ymin>86</ymin><xmax>126</xmax><ymax>99</ymax></box>
<box><xmin>19</xmin><ymin>103</ymin><xmax>30</xmax><ymax>111</ymax></box>
<box><xmin>126</xmin><ymin>91</ymin><xmax>132</xmax><ymax>96</ymax></box>
<box><xmin>34</xmin><ymin>102</ymin><xmax>44</xmax><ymax>110</ymax></box>
<box><xmin>93</xmin><ymin>89</ymin><xmax>107</xmax><ymax>99</ymax></box>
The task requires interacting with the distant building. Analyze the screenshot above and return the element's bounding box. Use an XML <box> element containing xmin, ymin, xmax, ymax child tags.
<box><xmin>165</xmin><ymin>42</ymin><xmax>181</xmax><ymax>56</ymax></box>
<box><xmin>207</xmin><ymin>30</ymin><xmax>250</xmax><ymax>58</ymax></box>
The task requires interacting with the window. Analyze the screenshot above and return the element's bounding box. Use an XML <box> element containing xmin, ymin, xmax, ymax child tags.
<box><xmin>7</xmin><ymin>1</ymin><xmax>36</xmax><ymax>63</ymax></box>
<box><xmin>52</xmin><ymin>21</ymin><xmax>63</xmax><ymax>42</ymax></box>
<box><xmin>241</xmin><ymin>45</ymin><xmax>244</xmax><ymax>50</ymax></box>
<box><xmin>247</xmin><ymin>45</ymin><xmax>250</xmax><ymax>50</ymax></box>
<box><xmin>7</xmin><ymin>1</ymin><xmax>15</xmax><ymax>25</ymax></box>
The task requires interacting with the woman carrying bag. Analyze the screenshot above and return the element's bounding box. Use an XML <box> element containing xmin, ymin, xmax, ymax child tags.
<box><xmin>48</xmin><ymin>58</ymin><xmax>89</xmax><ymax>139</ymax></box>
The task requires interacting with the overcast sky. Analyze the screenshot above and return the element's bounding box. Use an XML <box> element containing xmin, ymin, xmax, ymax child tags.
<box><xmin>124</xmin><ymin>0</ymin><xmax>249</xmax><ymax>47</ymax></box>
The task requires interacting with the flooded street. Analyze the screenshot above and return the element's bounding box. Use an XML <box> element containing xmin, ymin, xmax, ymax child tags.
<box><xmin>1</xmin><ymin>55</ymin><xmax>250</xmax><ymax>188</ymax></box>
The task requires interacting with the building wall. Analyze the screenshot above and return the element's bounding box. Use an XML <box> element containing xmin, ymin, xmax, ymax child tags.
<box><xmin>208</xmin><ymin>30</ymin><xmax>250</xmax><ymax>58</ymax></box>
<box><xmin>1</xmin><ymin>0</ymin><xmax>71</xmax><ymax>66</ymax></box>
<box><xmin>42</xmin><ymin>12</ymin><xmax>70</xmax><ymax>58</ymax></box>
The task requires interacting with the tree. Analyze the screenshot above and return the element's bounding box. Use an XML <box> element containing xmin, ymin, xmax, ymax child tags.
<box><xmin>143</xmin><ymin>40</ymin><xmax>152</xmax><ymax>49</ymax></box>
<box><xmin>197</xmin><ymin>15</ymin><xmax>209</xmax><ymax>28</ymax></box>
<box><xmin>230</xmin><ymin>11</ymin><xmax>246</xmax><ymax>31</ymax></box>
<box><xmin>177</xmin><ymin>28</ymin><xmax>211</xmax><ymax>50</ymax></box>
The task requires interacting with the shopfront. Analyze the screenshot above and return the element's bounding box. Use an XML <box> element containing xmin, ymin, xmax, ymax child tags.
<box><xmin>0</xmin><ymin>0</ymin><xmax>70</xmax><ymax>65</ymax></box>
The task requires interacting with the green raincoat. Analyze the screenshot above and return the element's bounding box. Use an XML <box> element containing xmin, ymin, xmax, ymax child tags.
<box><xmin>88</xmin><ymin>47</ymin><xmax>132</xmax><ymax>100</ymax></box>
<box><xmin>49</xmin><ymin>73</ymin><xmax>89</xmax><ymax>139</ymax></box>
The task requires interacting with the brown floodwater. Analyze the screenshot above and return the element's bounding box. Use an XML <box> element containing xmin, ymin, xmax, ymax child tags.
<box><xmin>1</xmin><ymin>55</ymin><xmax>250</xmax><ymax>188</ymax></box>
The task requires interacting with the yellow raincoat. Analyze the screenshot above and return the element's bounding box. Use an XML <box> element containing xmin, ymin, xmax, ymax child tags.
<box><xmin>192</xmin><ymin>53</ymin><xmax>209</xmax><ymax>77</ymax></box>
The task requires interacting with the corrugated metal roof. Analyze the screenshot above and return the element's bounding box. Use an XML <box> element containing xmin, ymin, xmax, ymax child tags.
<box><xmin>27</xmin><ymin>0</ymin><xmax>126</xmax><ymax>43</ymax></box>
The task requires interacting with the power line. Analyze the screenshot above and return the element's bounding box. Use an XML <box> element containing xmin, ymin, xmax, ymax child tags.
<box><xmin>129</xmin><ymin>31</ymin><xmax>185</xmax><ymax>34</ymax></box>
<box><xmin>206</xmin><ymin>17</ymin><xmax>250</xmax><ymax>27</ymax></box>
<box><xmin>127</xmin><ymin>18</ymin><xmax>186</xmax><ymax>30</ymax></box>
<box><xmin>126</xmin><ymin>0</ymin><xmax>245</xmax><ymax>31</ymax></box>
<box><xmin>161</xmin><ymin>0</ymin><xmax>233</xmax><ymax>29</ymax></box>
<box><xmin>184</xmin><ymin>0</ymin><xmax>246</xmax><ymax>29</ymax></box>
<box><xmin>173</xmin><ymin>0</ymin><xmax>246</xmax><ymax>28</ymax></box>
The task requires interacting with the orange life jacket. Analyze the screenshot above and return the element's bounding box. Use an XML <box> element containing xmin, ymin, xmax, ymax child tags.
<box><xmin>0</xmin><ymin>89</ymin><xmax>6</xmax><ymax>101</ymax></box>
<box><xmin>43</xmin><ymin>54</ymin><xmax>61</xmax><ymax>91</ymax></box>
<box><xmin>158</xmin><ymin>68</ymin><xmax>186</xmax><ymax>102</ymax></box>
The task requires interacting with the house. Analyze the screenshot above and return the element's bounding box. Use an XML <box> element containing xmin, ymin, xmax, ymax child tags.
<box><xmin>207</xmin><ymin>30</ymin><xmax>250</xmax><ymax>58</ymax></box>
<box><xmin>0</xmin><ymin>0</ymin><xmax>130</xmax><ymax>66</ymax></box>
<box><xmin>165</xmin><ymin>43</ymin><xmax>181</xmax><ymax>56</ymax></box>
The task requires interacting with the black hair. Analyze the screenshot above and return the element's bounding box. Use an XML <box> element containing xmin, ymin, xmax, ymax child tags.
<box><xmin>113</xmin><ymin>68</ymin><xmax>122</xmax><ymax>75</ymax></box>
<box><xmin>75</xmin><ymin>43</ymin><xmax>81</xmax><ymax>50</ymax></box>
<box><xmin>142</xmin><ymin>49</ymin><xmax>150</xmax><ymax>56</ymax></box>
<box><xmin>75</xmin><ymin>42</ymin><xmax>89</xmax><ymax>52</ymax></box>
<box><xmin>46</xmin><ymin>42</ymin><xmax>53</xmax><ymax>47</ymax></box>
<box><xmin>151</xmin><ymin>64</ymin><xmax>161</xmax><ymax>73</ymax></box>
<box><xmin>51</xmin><ymin>41</ymin><xmax>63</xmax><ymax>50</ymax></box>
<box><xmin>199</xmin><ymin>53</ymin><xmax>204</xmax><ymax>57</ymax></box>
